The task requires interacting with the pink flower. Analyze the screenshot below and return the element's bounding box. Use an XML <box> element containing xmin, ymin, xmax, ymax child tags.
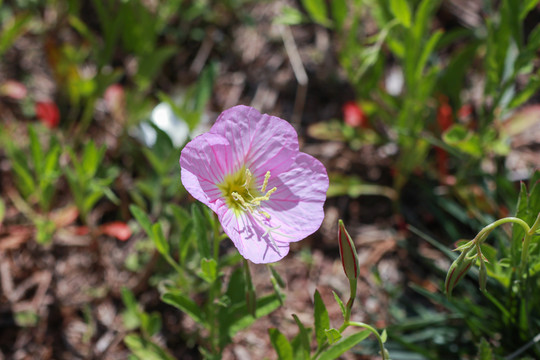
<box><xmin>0</xmin><ymin>80</ymin><xmax>27</xmax><ymax>100</ymax></box>
<box><xmin>104</xmin><ymin>84</ymin><xmax>125</xmax><ymax>120</ymax></box>
<box><xmin>180</xmin><ymin>105</ymin><xmax>329</xmax><ymax>263</ymax></box>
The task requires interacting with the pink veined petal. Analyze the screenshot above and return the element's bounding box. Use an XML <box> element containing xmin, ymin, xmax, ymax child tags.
<box><xmin>210</xmin><ymin>105</ymin><xmax>299</xmax><ymax>178</ymax></box>
<box><xmin>180</xmin><ymin>132</ymin><xmax>234</xmax><ymax>210</ymax></box>
<box><xmin>218</xmin><ymin>207</ymin><xmax>291</xmax><ymax>264</ymax></box>
<box><xmin>259</xmin><ymin>152</ymin><xmax>329</xmax><ymax>243</ymax></box>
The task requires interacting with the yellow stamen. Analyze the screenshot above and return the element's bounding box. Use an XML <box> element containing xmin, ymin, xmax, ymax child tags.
<box><xmin>261</xmin><ymin>171</ymin><xmax>271</xmax><ymax>193</ymax></box>
<box><xmin>251</xmin><ymin>187</ymin><xmax>277</xmax><ymax>205</ymax></box>
<box><xmin>218</xmin><ymin>167</ymin><xmax>277</xmax><ymax>219</ymax></box>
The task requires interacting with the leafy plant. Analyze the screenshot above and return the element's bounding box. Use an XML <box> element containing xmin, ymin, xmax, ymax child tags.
<box><xmin>64</xmin><ymin>141</ymin><xmax>119</xmax><ymax>224</ymax></box>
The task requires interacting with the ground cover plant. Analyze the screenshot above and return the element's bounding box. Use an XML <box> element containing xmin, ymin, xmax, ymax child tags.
<box><xmin>1</xmin><ymin>0</ymin><xmax>539</xmax><ymax>359</ymax></box>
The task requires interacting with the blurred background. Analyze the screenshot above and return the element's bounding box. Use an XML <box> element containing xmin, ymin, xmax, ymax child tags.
<box><xmin>1</xmin><ymin>0</ymin><xmax>540</xmax><ymax>359</ymax></box>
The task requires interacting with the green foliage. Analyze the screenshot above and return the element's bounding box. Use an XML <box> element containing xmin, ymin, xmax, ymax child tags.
<box><xmin>318</xmin><ymin>330</ymin><xmax>371</xmax><ymax>360</ymax></box>
<box><xmin>4</xmin><ymin>126</ymin><xmax>62</xmax><ymax>213</ymax></box>
<box><xmin>65</xmin><ymin>141</ymin><xmax>118</xmax><ymax>223</ymax></box>
<box><xmin>314</xmin><ymin>290</ymin><xmax>330</xmax><ymax>347</ymax></box>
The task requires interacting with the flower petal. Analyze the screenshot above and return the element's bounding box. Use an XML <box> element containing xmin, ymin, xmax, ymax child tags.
<box><xmin>180</xmin><ymin>132</ymin><xmax>233</xmax><ymax>210</ymax></box>
<box><xmin>260</xmin><ymin>152</ymin><xmax>329</xmax><ymax>243</ymax></box>
<box><xmin>210</xmin><ymin>105</ymin><xmax>299</xmax><ymax>178</ymax></box>
<box><xmin>218</xmin><ymin>208</ymin><xmax>291</xmax><ymax>264</ymax></box>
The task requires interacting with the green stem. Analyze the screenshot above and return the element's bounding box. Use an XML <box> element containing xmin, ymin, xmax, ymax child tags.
<box><xmin>207</xmin><ymin>214</ymin><xmax>223</xmax><ymax>355</ymax></box>
<box><xmin>349</xmin><ymin>321</ymin><xmax>387</xmax><ymax>360</ymax></box>
<box><xmin>212</xmin><ymin>214</ymin><xmax>221</xmax><ymax>261</ymax></box>
<box><xmin>344</xmin><ymin>279</ymin><xmax>357</xmax><ymax>324</ymax></box>
<box><xmin>473</xmin><ymin>217</ymin><xmax>530</xmax><ymax>245</ymax></box>
<box><xmin>163</xmin><ymin>253</ymin><xmax>183</xmax><ymax>275</ymax></box>
<box><xmin>519</xmin><ymin>212</ymin><xmax>540</xmax><ymax>276</ymax></box>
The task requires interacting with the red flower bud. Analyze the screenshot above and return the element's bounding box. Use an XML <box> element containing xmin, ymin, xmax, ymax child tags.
<box><xmin>100</xmin><ymin>221</ymin><xmax>132</xmax><ymax>241</ymax></box>
<box><xmin>35</xmin><ymin>101</ymin><xmax>60</xmax><ymax>128</ymax></box>
<box><xmin>343</xmin><ymin>101</ymin><xmax>368</xmax><ymax>128</ymax></box>
<box><xmin>437</xmin><ymin>96</ymin><xmax>453</xmax><ymax>132</ymax></box>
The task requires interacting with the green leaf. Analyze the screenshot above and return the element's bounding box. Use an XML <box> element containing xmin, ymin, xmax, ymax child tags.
<box><xmin>151</xmin><ymin>222</ymin><xmax>169</xmax><ymax>256</ymax></box>
<box><xmin>0</xmin><ymin>198</ymin><xmax>5</xmax><ymax>226</ymax></box>
<box><xmin>390</xmin><ymin>0</ymin><xmax>412</xmax><ymax>28</ymax></box>
<box><xmin>331</xmin><ymin>0</ymin><xmax>347</xmax><ymax>29</ymax></box>
<box><xmin>477</xmin><ymin>338</ymin><xmax>493</xmax><ymax>360</ymax></box>
<box><xmin>168</xmin><ymin>204</ymin><xmax>191</xmax><ymax>228</ymax></box>
<box><xmin>82</xmin><ymin>141</ymin><xmax>105</xmax><ymax>179</ymax></box>
<box><xmin>292</xmin><ymin>314</ymin><xmax>310</xmax><ymax>359</ymax></box>
<box><xmin>0</xmin><ymin>13</ymin><xmax>32</xmax><ymax>56</ymax></box>
<box><xmin>415</xmin><ymin>29</ymin><xmax>443</xmax><ymax>80</ymax></box>
<box><xmin>274</xmin><ymin>6</ymin><xmax>305</xmax><ymax>25</ymax></box>
<box><xmin>130</xmin><ymin>205</ymin><xmax>153</xmax><ymax>237</ymax></box>
<box><xmin>28</xmin><ymin>126</ymin><xmax>43</xmax><ymax>175</ymax></box>
<box><xmin>380</xmin><ymin>329</ymin><xmax>388</xmax><ymax>343</ymax></box>
<box><xmin>442</xmin><ymin>124</ymin><xmax>482</xmax><ymax>157</ymax></box>
<box><xmin>200</xmin><ymin>258</ymin><xmax>218</xmax><ymax>283</ymax></box>
<box><xmin>11</xmin><ymin>157</ymin><xmax>36</xmax><ymax>198</ymax></box>
<box><xmin>301</xmin><ymin>0</ymin><xmax>330</xmax><ymax>27</ymax></box>
<box><xmin>412</xmin><ymin>0</ymin><xmax>440</xmax><ymax>42</ymax></box>
<box><xmin>121</xmin><ymin>287</ymin><xmax>141</xmax><ymax>330</ymax></box>
<box><xmin>83</xmin><ymin>190</ymin><xmax>104</xmax><ymax>214</ymax></box>
<box><xmin>42</xmin><ymin>145</ymin><xmax>61</xmax><ymax>180</ymax></box>
<box><xmin>35</xmin><ymin>218</ymin><xmax>55</xmax><ymax>244</ymax></box>
<box><xmin>193</xmin><ymin>63</ymin><xmax>217</xmax><ymax>116</ymax></box>
<box><xmin>325</xmin><ymin>328</ymin><xmax>342</xmax><ymax>344</ymax></box>
<box><xmin>141</xmin><ymin>312</ymin><xmax>162</xmax><ymax>337</ymax></box>
<box><xmin>332</xmin><ymin>291</ymin><xmax>346</xmax><ymax>319</ymax></box>
<box><xmin>508</xmin><ymin>75</ymin><xmax>540</xmax><ymax>109</ymax></box>
<box><xmin>135</xmin><ymin>46</ymin><xmax>177</xmax><ymax>91</ymax></box>
<box><xmin>161</xmin><ymin>290</ymin><xmax>204</xmax><ymax>324</ymax></box>
<box><xmin>121</xmin><ymin>287</ymin><xmax>139</xmax><ymax>313</ymax></box>
<box><xmin>124</xmin><ymin>334</ymin><xmax>175</xmax><ymax>360</ymax></box>
<box><xmin>314</xmin><ymin>290</ymin><xmax>330</xmax><ymax>348</ymax></box>
<box><xmin>521</xmin><ymin>0</ymin><xmax>540</xmax><ymax>20</ymax></box>
<box><xmin>218</xmin><ymin>293</ymin><xmax>284</xmax><ymax>347</ymax></box>
<box><xmin>269</xmin><ymin>265</ymin><xmax>286</xmax><ymax>288</ymax></box>
<box><xmin>318</xmin><ymin>330</ymin><xmax>371</xmax><ymax>360</ymax></box>
<box><xmin>191</xmin><ymin>204</ymin><xmax>210</xmax><ymax>259</ymax></box>
<box><xmin>268</xmin><ymin>328</ymin><xmax>293</xmax><ymax>360</ymax></box>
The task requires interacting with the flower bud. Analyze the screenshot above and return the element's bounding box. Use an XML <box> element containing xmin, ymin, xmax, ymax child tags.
<box><xmin>338</xmin><ymin>220</ymin><xmax>360</xmax><ymax>281</ymax></box>
<box><xmin>0</xmin><ymin>80</ymin><xmax>27</xmax><ymax>100</ymax></box>
<box><xmin>343</xmin><ymin>101</ymin><xmax>368</xmax><ymax>128</ymax></box>
<box><xmin>35</xmin><ymin>101</ymin><xmax>60</xmax><ymax>128</ymax></box>
<box><xmin>445</xmin><ymin>251</ymin><xmax>475</xmax><ymax>296</ymax></box>
<box><xmin>478</xmin><ymin>258</ymin><xmax>487</xmax><ymax>292</ymax></box>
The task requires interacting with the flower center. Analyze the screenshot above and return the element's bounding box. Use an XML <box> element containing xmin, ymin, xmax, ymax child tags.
<box><xmin>217</xmin><ymin>167</ymin><xmax>276</xmax><ymax>217</ymax></box>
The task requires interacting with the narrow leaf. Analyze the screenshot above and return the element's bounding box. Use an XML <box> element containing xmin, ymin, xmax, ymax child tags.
<box><xmin>151</xmin><ymin>222</ymin><xmax>169</xmax><ymax>256</ymax></box>
<box><xmin>318</xmin><ymin>330</ymin><xmax>371</xmax><ymax>360</ymax></box>
<box><xmin>332</xmin><ymin>291</ymin><xmax>346</xmax><ymax>319</ymax></box>
<box><xmin>268</xmin><ymin>328</ymin><xmax>293</xmax><ymax>360</ymax></box>
<box><xmin>28</xmin><ymin>126</ymin><xmax>43</xmax><ymax>175</ymax></box>
<box><xmin>390</xmin><ymin>0</ymin><xmax>412</xmax><ymax>28</ymax></box>
<box><xmin>129</xmin><ymin>205</ymin><xmax>153</xmax><ymax>237</ymax></box>
<box><xmin>192</xmin><ymin>204</ymin><xmax>210</xmax><ymax>259</ymax></box>
<box><xmin>200</xmin><ymin>258</ymin><xmax>218</xmax><ymax>283</ymax></box>
<box><xmin>301</xmin><ymin>0</ymin><xmax>330</xmax><ymax>27</ymax></box>
<box><xmin>314</xmin><ymin>290</ymin><xmax>330</xmax><ymax>348</ymax></box>
<box><xmin>292</xmin><ymin>314</ymin><xmax>310</xmax><ymax>358</ymax></box>
<box><xmin>161</xmin><ymin>290</ymin><xmax>204</xmax><ymax>324</ymax></box>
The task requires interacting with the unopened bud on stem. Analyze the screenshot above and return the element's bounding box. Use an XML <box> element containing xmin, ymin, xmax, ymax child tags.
<box><xmin>338</xmin><ymin>220</ymin><xmax>360</xmax><ymax>281</ymax></box>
